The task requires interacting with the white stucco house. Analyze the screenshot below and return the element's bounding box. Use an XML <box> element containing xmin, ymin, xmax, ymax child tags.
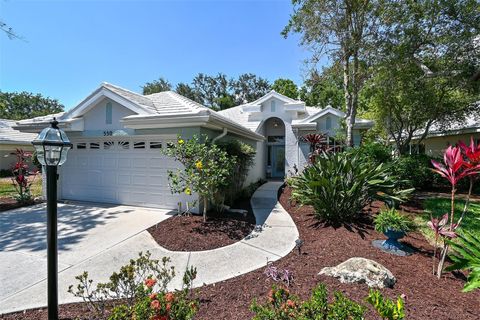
<box><xmin>0</xmin><ymin>119</ymin><xmax>37</xmax><ymax>171</ymax></box>
<box><xmin>15</xmin><ymin>83</ymin><xmax>373</xmax><ymax>210</ymax></box>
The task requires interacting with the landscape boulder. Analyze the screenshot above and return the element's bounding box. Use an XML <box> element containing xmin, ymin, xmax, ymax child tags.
<box><xmin>318</xmin><ymin>257</ymin><xmax>396</xmax><ymax>288</ymax></box>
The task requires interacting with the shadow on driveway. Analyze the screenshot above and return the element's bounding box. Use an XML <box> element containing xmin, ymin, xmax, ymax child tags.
<box><xmin>0</xmin><ymin>203</ymin><xmax>130</xmax><ymax>253</ymax></box>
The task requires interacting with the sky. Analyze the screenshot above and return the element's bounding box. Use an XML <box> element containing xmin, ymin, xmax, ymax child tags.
<box><xmin>0</xmin><ymin>0</ymin><xmax>322</xmax><ymax>110</ymax></box>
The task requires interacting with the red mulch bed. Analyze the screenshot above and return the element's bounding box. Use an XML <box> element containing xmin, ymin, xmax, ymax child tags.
<box><xmin>0</xmin><ymin>197</ymin><xmax>41</xmax><ymax>212</ymax></box>
<box><xmin>193</xmin><ymin>187</ymin><xmax>480</xmax><ymax>320</ymax></box>
<box><xmin>3</xmin><ymin>188</ymin><xmax>480</xmax><ymax>319</ymax></box>
<box><xmin>147</xmin><ymin>198</ymin><xmax>256</xmax><ymax>251</ymax></box>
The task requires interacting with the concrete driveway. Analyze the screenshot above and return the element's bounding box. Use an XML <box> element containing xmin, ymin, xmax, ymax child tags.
<box><xmin>0</xmin><ymin>182</ymin><xmax>298</xmax><ymax>315</ymax></box>
<box><xmin>0</xmin><ymin>202</ymin><xmax>173</xmax><ymax>312</ymax></box>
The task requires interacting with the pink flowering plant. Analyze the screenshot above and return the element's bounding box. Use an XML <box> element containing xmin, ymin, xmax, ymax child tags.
<box><xmin>10</xmin><ymin>148</ymin><xmax>37</xmax><ymax>204</ymax></box>
<box><xmin>429</xmin><ymin>137</ymin><xmax>480</xmax><ymax>278</ymax></box>
<box><xmin>68</xmin><ymin>251</ymin><xmax>198</xmax><ymax>320</ymax></box>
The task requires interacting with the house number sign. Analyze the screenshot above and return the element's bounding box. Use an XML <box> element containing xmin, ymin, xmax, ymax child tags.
<box><xmin>103</xmin><ymin>131</ymin><xmax>113</xmax><ymax>136</ymax></box>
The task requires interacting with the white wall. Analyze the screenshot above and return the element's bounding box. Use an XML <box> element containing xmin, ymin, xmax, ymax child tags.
<box><xmin>83</xmin><ymin>98</ymin><xmax>136</xmax><ymax>131</ymax></box>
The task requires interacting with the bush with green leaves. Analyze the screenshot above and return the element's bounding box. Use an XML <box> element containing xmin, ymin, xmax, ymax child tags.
<box><xmin>388</xmin><ymin>155</ymin><xmax>439</xmax><ymax>190</ymax></box>
<box><xmin>446</xmin><ymin>230</ymin><xmax>480</xmax><ymax>292</ymax></box>
<box><xmin>216</xmin><ymin>139</ymin><xmax>256</xmax><ymax>205</ymax></box>
<box><xmin>357</xmin><ymin>141</ymin><xmax>393</xmax><ymax>165</ymax></box>
<box><xmin>251</xmin><ymin>284</ymin><xmax>365</xmax><ymax>320</ymax></box>
<box><xmin>374</xmin><ymin>207</ymin><xmax>415</xmax><ymax>234</ymax></box>
<box><xmin>163</xmin><ymin>135</ymin><xmax>236</xmax><ymax>222</ymax></box>
<box><xmin>290</xmin><ymin>150</ymin><xmax>412</xmax><ymax>223</ymax></box>
<box><xmin>365</xmin><ymin>289</ymin><xmax>405</xmax><ymax>320</ymax></box>
<box><xmin>251</xmin><ymin>284</ymin><xmax>406</xmax><ymax>320</ymax></box>
<box><xmin>68</xmin><ymin>251</ymin><xmax>198</xmax><ymax>320</ymax></box>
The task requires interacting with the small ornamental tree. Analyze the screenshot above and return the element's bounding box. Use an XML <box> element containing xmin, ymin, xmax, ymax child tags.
<box><xmin>429</xmin><ymin>137</ymin><xmax>480</xmax><ymax>278</ymax></box>
<box><xmin>10</xmin><ymin>148</ymin><xmax>37</xmax><ymax>204</ymax></box>
<box><xmin>163</xmin><ymin>135</ymin><xmax>236</xmax><ymax>222</ymax></box>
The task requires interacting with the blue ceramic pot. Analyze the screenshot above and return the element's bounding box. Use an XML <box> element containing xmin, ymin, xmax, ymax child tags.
<box><xmin>382</xmin><ymin>228</ymin><xmax>405</xmax><ymax>249</ymax></box>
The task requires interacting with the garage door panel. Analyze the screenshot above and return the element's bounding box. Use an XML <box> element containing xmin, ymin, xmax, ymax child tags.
<box><xmin>117</xmin><ymin>174</ymin><xmax>131</xmax><ymax>185</ymax></box>
<box><xmin>103</xmin><ymin>157</ymin><xmax>117</xmax><ymax>168</ymax></box>
<box><xmin>118</xmin><ymin>158</ymin><xmax>131</xmax><ymax>168</ymax></box>
<box><xmin>61</xmin><ymin>140</ymin><xmax>185</xmax><ymax>210</ymax></box>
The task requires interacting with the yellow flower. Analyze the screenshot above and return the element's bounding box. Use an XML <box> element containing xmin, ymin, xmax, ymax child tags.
<box><xmin>195</xmin><ymin>161</ymin><xmax>203</xmax><ymax>170</ymax></box>
<box><xmin>184</xmin><ymin>187</ymin><xmax>191</xmax><ymax>195</ymax></box>
<box><xmin>178</xmin><ymin>139</ymin><xmax>184</xmax><ymax>145</ymax></box>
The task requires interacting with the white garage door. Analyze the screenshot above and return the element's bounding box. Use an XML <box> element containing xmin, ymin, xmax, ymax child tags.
<box><xmin>60</xmin><ymin>137</ymin><xmax>187</xmax><ymax>209</ymax></box>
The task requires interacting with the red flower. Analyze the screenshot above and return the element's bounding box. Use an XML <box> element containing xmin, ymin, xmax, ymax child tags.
<box><xmin>150</xmin><ymin>316</ymin><xmax>168</xmax><ymax>320</ymax></box>
<box><xmin>149</xmin><ymin>293</ymin><xmax>157</xmax><ymax>300</ymax></box>
<box><xmin>428</xmin><ymin>214</ymin><xmax>457</xmax><ymax>239</ymax></box>
<box><xmin>166</xmin><ymin>303</ymin><xmax>171</xmax><ymax>312</ymax></box>
<box><xmin>165</xmin><ymin>292</ymin><xmax>174</xmax><ymax>303</ymax></box>
<box><xmin>431</xmin><ymin>146</ymin><xmax>477</xmax><ymax>186</ymax></box>
<box><xmin>150</xmin><ymin>299</ymin><xmax>160</xmax><ymax>310</ymax></box>
<box><xmin>286</xmin><ymin>299</ymin><xmax>296</xmax><ymax>308</ymax></box>
<box><xmin>459</xmin><ymin>137</ymin><xmax>480</xmax><ymax>166</ymax></box>
<box><xmin>144</xmin><ymin>278</ymin><xmax>156</xmax><ymax>288</ymax></box>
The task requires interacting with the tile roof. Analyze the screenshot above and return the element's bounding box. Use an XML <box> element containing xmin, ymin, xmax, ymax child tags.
<box><xmin>0</xmin><ymin>119</ymin><xmax>38</xmax><ymax>144</ymax></box>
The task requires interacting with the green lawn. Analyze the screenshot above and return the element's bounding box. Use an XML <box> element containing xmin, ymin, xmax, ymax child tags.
<box><xmin>414</xmin><ymin>197</ymin><xmax>480</xmax><ymax>242</ymax></box>
<box><xmin>0</xmin><ymin>176</ymin><xmax>42</xmax><ymax>198</ymax></box>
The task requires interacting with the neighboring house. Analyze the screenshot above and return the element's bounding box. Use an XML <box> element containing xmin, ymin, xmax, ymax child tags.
<box><xmin>409</xmin><ymin>116</ymin><xmax>480</xmax><ymax>156</ymax></box>
<box><xmin>0</xmin><ymin>119</ymin><xmax>37</xmax><ymax>171</ymax></box>
<box><xmin>14</xmin><ymin>83</ymin><xmax>373</xmax><ymax>210</ymax></box>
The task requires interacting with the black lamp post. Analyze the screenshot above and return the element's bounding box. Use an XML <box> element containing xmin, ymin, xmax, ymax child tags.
<box><xmin>32</xmin><ymin>118</ymin><xmax>72</xmax><ymax>320</ymax></box>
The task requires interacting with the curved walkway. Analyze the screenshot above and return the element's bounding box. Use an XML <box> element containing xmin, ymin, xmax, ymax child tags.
<box><xmin>0</xmin><ymin>181</ymin><xmax>298</xmax><ymax>314</ymax></box>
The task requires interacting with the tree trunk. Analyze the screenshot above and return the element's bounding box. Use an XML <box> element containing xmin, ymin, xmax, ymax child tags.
<box><xmin>203</xmin><ymin>197</ymin><xmax>208</xmax><ymax>223</ymax></box>
<box><xmin>342</xmin><ymin>49</ymin><xmax>353</xmax><ymax>146</ymax></box>
<box><xmin>347</xmin><ymin>50</ymin><xmax>360</xmax><ymax>147</ymax></box>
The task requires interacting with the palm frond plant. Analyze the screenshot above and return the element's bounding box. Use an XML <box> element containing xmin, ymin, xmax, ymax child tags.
<box><xmin>445</xmin><ymin>230</ymin><xmax>480</xmax><ymax>292</ymax></box>
<box><xmin>290</xmin><ymin>150</ymin><xmax>413</xmax><ymax>224</ymax></box>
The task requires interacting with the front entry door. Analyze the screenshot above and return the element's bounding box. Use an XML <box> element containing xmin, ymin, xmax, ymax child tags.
<box><xmin>271</xmin><ymin>145</ymin><xmax>285</xmax><ymax>178</ymax></box>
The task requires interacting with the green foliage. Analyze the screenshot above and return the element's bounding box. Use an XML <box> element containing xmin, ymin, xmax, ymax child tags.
<box><xmin>143</xmin><ymin>73</ymin><xmax>271</xmax><ymax>110</ymax></box>
<box><xmin>365</xmin><ymin>289</ymin><xmax>405</xmax><ymax>320</ymax></box>
<box><xmin>272</xmin><ymin>78</ymin><xmax>299</xmax><ymax>99</ymax></box>
<box><xmin>299</xmin><ymin>64</ymin><xmax>345</xmax><ymax>109</ymax></box>
<box><xmin>446</xmin><ymin>230</ymin><xmax>480</xmax><ymax>292</ymax></box>
<box><xmin>0</xmin><ymin>91</ymin><xmax>64</xmax><ymax>120</ymax></box>
<box><xmin>142</xmin><ymin>77</ymin><xmax>172</xmax><ymax>95</ymax></box>
<box><xmin>290</xmin><ymin>150</ymin><xmax>412</xmax><ymax>223</ymax></box>
<box><xmin>216</xmin><ymin>140</ymin><xmax>256</xmax><ymax>204</ymax></box>
<box><xmin>68</xmin><ymin>251</ymin><xmax>198</xmax><ymax>320</ymax></box>
<box><xmin>374</xmin><ymin>207</ymin><xmax>415</xmax><ymax>234</ymax></box>
<box><xmin>251</xmin><ymin>284</ymin><xmax>366</xmax><ymax>320</ymax></box>
<box><xmin>231</xmin><ymin>73</ymin><xmax>271</xmax><ymax>105</ymax></box>
<box><xmin>357</xmin><ymin>141</ymin><xmax>392</xmax><ymax>165</ymax></box>
<box><xmin>418</xmin><ymin>199</ymin><xmax>480</xmax><ymax>244</ymax></box>
<box><xmin>163</xmin><ymin>135</ymin><xmax>236</xmax><ymax>221</ymax></box>
<box><xmin>389</xmin><ymin>155</ymin><xmax>439</xmax><ymax>190</ymax></box>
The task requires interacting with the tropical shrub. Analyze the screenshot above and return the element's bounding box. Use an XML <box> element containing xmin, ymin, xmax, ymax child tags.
<box><xmin>365</xmin><ymin>289</ymin><xmax>405</xmax><ymax>320</ymax></box>
<box><xmin>164</xmin><ymin>135</ymin><xmax>236</xmax><ymax>222</ymax></box>
<box><xmin>389</xmin><ymin>154</ymin><xmax>438</xmax><ymax>190</ymax></box>
<box><xmin>10</xmin><ymin>148</ymin><xmax>37</xmax><ymax>203</ymax></box>
<box><xmin>429</xmin><ymin>138</ymin><xmax>480</xmax><ymax>278</ymax></box>
<box><xmin>374</xmin><ymin>208</ymin><xmax>415</xmax><ymax>234</ymax></box>
<box><xmin>290</xmin><ymin>150</ymin><xmax>412</xmax><ymax>223</ymax></box>
<box><xmin>251</xmin><ymin>284</ymin><xmax>365</xmax><ymax>320</ymax></box>
<box><xmin>357</xmin><ymin>141</ymin><xmax>393</xmax><ymax>165</ymax></box>
<box><xmin>251</xmin><ymin>282</ymin><xmax>407</xmax><ymax>320</ymax></box>
<box><xmin>68</xmin><ymin>251</ymin><xmax>198</xmax><ymax>320</ymax></box>
<box><xmin>445</xmin><ymin>230</ymin><xmax>480</xmax><ymax>292</ymax></box>
<box><xmin>216</xmin><ymin>140</ymin><xmax>256</xmax><ymax>205</ymax></box>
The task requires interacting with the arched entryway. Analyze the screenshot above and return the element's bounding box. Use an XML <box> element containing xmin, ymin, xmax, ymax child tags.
<box><xmin>263</xmin><ymin>117</ymin><xmax>285</xmax><ymax>178</ymax></box>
